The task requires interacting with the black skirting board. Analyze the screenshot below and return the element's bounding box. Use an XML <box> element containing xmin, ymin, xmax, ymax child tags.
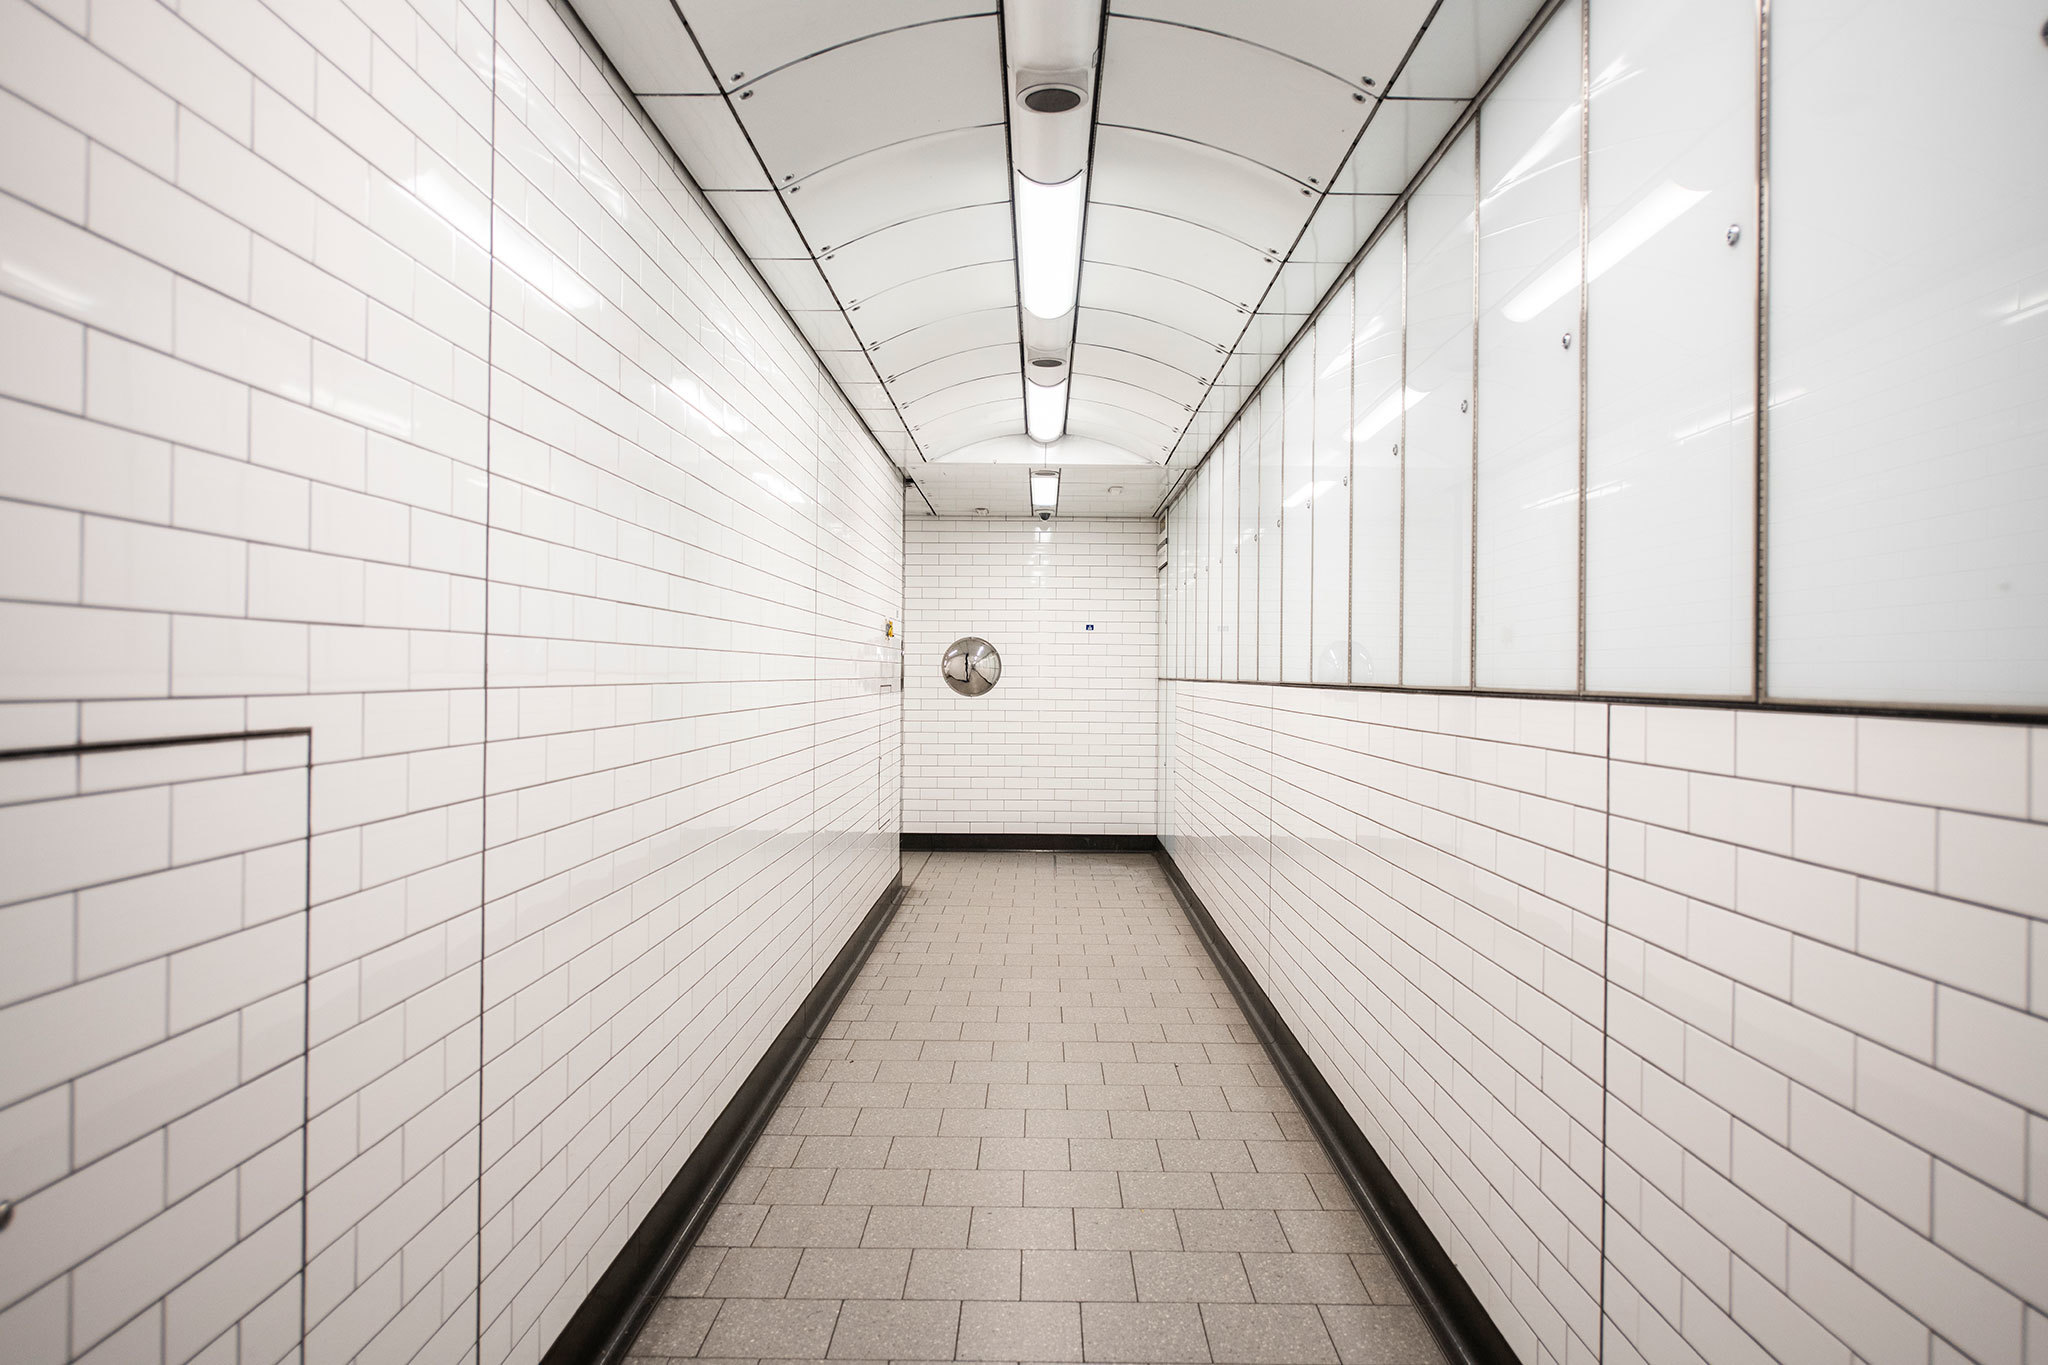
<box><xmin>1152</xmin><ymin>849</ymin><xmax>1519</xmax><ymax>1365</ymax></box>
<box><xmin>540</xmin><ymin>874</ymin><xmax>906</xmax><ymax>1365</ymax></box>
<box><xmin>900</xmin><ymin>831</ymin><xmax>1161</xmax><ymax>853</ymax></box>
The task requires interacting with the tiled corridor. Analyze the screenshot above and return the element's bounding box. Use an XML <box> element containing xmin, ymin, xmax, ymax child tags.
<box><xmin>627</xmin><ymin>853</ymin><xmax>1444</xmax><ymax>1364</ymax></box>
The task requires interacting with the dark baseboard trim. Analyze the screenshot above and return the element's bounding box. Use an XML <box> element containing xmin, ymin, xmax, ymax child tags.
<box><xmin>902</xmin><ymin>832</ymin><xmax>1163</xmax><ymax>854</ymax></box>
<box><xmin>542</xmin><ymin>874</ymin><xmax>907</xmax><ymax>1365</ymax></box>
<box><xmin>1155</xmin><ymin>850</ymin><xmax>1518</xmax><ymax>1365</ymax></box>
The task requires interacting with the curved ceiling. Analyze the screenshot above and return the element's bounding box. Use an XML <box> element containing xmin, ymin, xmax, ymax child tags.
<box><xmin>575</xmin><ymin>0</ymin><xmax>1549</xmax><ymax>496</ymax></box>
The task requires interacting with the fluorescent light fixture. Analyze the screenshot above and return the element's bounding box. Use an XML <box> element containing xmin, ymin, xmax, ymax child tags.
<box><xmin>1029</xmin><ymin>468</ymin><xmax>1061</xmax><ymax>513</ymax></box>
<box><xmin>1024</xmin><ymin>378</ymin><xmax>1069</xmax><ymax>443</ymax></box>
<box><xmin>1015</xmin><ymin>171</ymin><xmax>1087</xmax><ymax>319</ymax></box>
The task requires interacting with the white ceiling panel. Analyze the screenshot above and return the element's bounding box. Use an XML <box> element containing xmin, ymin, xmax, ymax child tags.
<box><xmin>577</xmin><ymin>0</ymin><xmax>719</xmax><ymax>93</ymax></box>
<box><xmin>912</xmin><ymin>403</ymin><xmax>1024</xmax><ymax>454</ymax></box>
<box><xmin>1068</xmin><ymin>399</ymin><xmax>1178</xmax><ymax>453</ymax></box>
<box><xmin>870</xmin><ymin>308</ymin><xmax>1017</xmax><ymax>376</ymax></box>
<box><xmin>1071</xmin><ymin>375</ymin><xmax>1186</xmax><ymax>431</ymax></box>
<box><xmin>890</xmin><ymin>346</ymin><xmax>1013</xmax><ymax>404</ymax></box>
<box><xmin>794</xmin><ymin>314</ymin><xmax>863</xmax><ymax>354</ymax></box>
<box><xmin>1072</xmin><ymin>344</ymin><xmax>1203</xmax><ymax>407</ymax></box>
<box><xmin>902</xmin><ymin>373</ymin><xmax>1017</xmax><ymax>421</ymax></box>
<box><xmin>1331</xmin><ymin>98</ymin><xmax>1465</xmax><ymax>196</ymax></box>
<box><xmin>1074</xmin><ymin>311</ymin><xmax>1223</xmax><ymax>378</ymax></box>
<box><xmin>1298</xmin><ymin>193</ymin><xmax>1398</xmax><ymax>264</ymax></box>
<box><xmin>705</xmin><ymin>188</ymin><xmax>811</xmax><ymax>258</ymax></box>
<box><xmin>738</xmin><ymin>21</ymin><xmax>1002</xmax><ymax>184</ymax></box>
<box><xmin>684</xmin><ymin>0</ymin><xmax>982</xmax><ymax>89</ymax></box>
<box><xmin>1098</xmin><ymin>19</ymin><xmax>1364</xmax><ymax>185</ymax></box>
<box><xmin>643</xmin><ymin>95</ymin><xmax>771</xmax><ymax>190</ymax></box>
<box><xmin>1111</xmin><ymin>0</ymin><xmax>1440</xmax><ymax>92</ymax></box>
<box><xmin>752</xmin><ymin>258</ymin><xmax>840</xmax><ymax>312</ymax></box>
<box><xmin>1083</xmin><ymin>205</ymin><xmax>1272</xmax><ymax>310</ymax></box>
<box><xmin>849</xmin><ymin>260</ymin><xmax>1015</xmax><ymax>341</ymax></box>
<box><xmin>785</xmin><ymin>126</ymin><xmax>1009</xmax><ymax>248</ymax></box>
<box><xmin>822</xmin><ymin>204</ymin><xmax>1013</xmax><ymax>304</ymax></box>
<box><xmin>1390</xmin><ymin>0</ymin><xmax>1547</xmax><ymax>98</ymax></box>
<box><xmin>1090</xmin><ymin>127</ymin><xmax>1306</xmax><ymax>255</ymax></box>
<box><xmin>1081</xmin><ymin>264</ymin><xmax>1245</xmax><ymax>345</ymax></box>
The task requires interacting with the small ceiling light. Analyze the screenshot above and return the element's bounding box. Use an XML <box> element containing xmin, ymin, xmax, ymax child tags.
<box><xmin>1030</xmin><ymin>356</ymin><xmax>1064</xmax><ymax>368</ymax></box>
<box><xmin>973</xmin><ymin>506</ymin><xmax>990</xmax><ymax>516</ymax></box>
<box><xmin>1021</xmin><ymin>83</ymin><xmax>1085</xmax><ymax>113</ymax></box>
<box><xmin>1106</xmin><ymin>485</ymin><xmax>1123</xmax><ymax>495</ymax></box>
<box><xmin>1024</xmin><ymin>378</ymin><xmax>1069</xmax><ymax>443</ymax></box>
<box><xmin>1014</xmin><ymin>171</ymin><xmax>1087</xmax><ymax>320</ymax></box>
<box><xmin>1029</xmin><ymin>468</ymin><xmax>1060</xmax><ymax>519</ymax></box>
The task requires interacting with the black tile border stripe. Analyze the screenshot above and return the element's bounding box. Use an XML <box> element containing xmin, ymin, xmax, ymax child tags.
<box><xmin>901</xmin><ymin>832</ymin><xmax>1163</xmax><ymax>853</ymax></box>
<box><xmin>1153</xmin><ymin>846</ymin><xmax>1520</xmax><ymax>1365</ymax></box>
<box><xmin>543</xmin><ymin>873</ymin><xmax>907</xmax><ymax>1365</ymax></box>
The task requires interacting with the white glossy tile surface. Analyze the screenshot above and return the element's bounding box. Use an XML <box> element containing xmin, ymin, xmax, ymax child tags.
<box><xmin>1310</xmin><ymin>284</ymin><xmax>1352</xmax><ymax>685</ymax></box>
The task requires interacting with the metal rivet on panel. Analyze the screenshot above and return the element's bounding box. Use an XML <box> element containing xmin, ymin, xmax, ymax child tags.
<box><xmin>1354</xmin><ymin>93</ymin><xmax>1366</xmax><ymax>102</ymax></box>
<box><xmin>1562</xmin><ymin>332</ymin><xmax>1573</xmax><ymax>349</ymax></box>
<box><xmin>1726</xmin><ymin>224</ymin><xmax>1742</xmax><ymax>246</ymax></box>
<box><xmin>739</xmin><ymin>90</ymin><xmax>753</xmax><ymax>99</ymax></box>
<box><xmin>1460</xmin><ymin>398</ymin><xmax>1470</xmax><ymax>413</ymax></box>
<box><xmin>1391</xmin><ymin>444</ymin><xmax>1399</xmax><ymax>456</ymax></box>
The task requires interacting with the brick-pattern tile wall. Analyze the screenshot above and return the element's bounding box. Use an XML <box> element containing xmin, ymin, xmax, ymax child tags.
<box><xmin>1162</xmin><ymin>684</ymin><xmax>2048</xmax><ymax>1365</ymax></box>
<box><xmin>0</xmin><ymin>0</ymin><xmax>903</xmax><ymax>1361</ymax></box>
<box><xmin>904</xmin><ymin>519</ymin><xmax>1157</xmax><ymax>836</ymax></box>
<box><xmin>0</xmin><ymin>737</ymin><xmax>311</xmax><ymax>1365</ymax></box>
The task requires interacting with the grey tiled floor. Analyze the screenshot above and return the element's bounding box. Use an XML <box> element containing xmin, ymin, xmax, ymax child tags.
<box><xmin>630</xmin><ymin>852</ymin><xmax>1446</xmax><ymax>1364</ymax></box>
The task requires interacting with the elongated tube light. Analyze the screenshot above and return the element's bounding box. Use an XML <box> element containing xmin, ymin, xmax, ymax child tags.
<box><xmin>1006</xmin><ymin>0</ymin><xmax>1102</xmax><ymax>446</ymax></box>
<box><xmin>1025</xmin><ymin>378</ymin><xmax>1069</xmax><ymax>443</ymax></box>
<box><xmin>1015</xmin><ymin>171</ymin><xmax>1088</xmax><ymax>321</ymax></box>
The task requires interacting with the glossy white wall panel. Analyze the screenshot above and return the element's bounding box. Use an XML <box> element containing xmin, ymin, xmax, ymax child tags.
<box><xmin>1257</xmin><ymin>386</ymin><xmax>1284</xmax><ymax>680</ymax></box>
<box><xmin>1196</xmin><ymin>462</ymin><xmax>1204</xmax><ymax>679</ymax></box>
<box><xmin>1584</xmin><ymin>0</ymin><xmax>1755</xmax><ymax>697</ymax></box>
<box><xmin>1311</xmin><ymin>285</ymin><xmax>1354</xmax><ymax>684</ymax></box>
<box><xmin>1280</xmin><ymin>344</ymin><xmax>1315</xmax><ymax>682</ymax></box>
<box><xmin>1767</xmin><ymin>0</ymin><xmax>2048</xmax><ymax>706</ymax></box>
<box><xmin>1402</xmin><ymin>127</ymin><xmax>1477</xmax><ymax>688</ymax></box>
<box><xmin>1238</xmin><ymin>394</ymin><xmax>1262</xmax><ymax>680</ymax></box>
<box><xmin>1220</xmin><ymin>428</ymin><xmax>1241</xmax><ymax>680</ymax></box>
<box><xmin>1475</xmin><ymin>0</ymin><xmax>1582</xmax><ymax>691</ymax></box>
<box><xmin>1350</xmin><ymin>236</ymin><xmax>1406</xmax><ymax>686</ymax></box>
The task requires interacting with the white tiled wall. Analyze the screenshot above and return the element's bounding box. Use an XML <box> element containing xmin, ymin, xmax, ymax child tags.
<box><xmin>904</xmin><ymin>519</ymin><xmax>1156</xmax><ymax>836</ymax></box>
<box><xmin>0</xmin><ymin>0</ymin><xmax>903</xmax><ymax>1361</ymax></box>
<box><xmin>1160</xmin><ymin>682</ymin><xmax>2048</xmax><ymax>1365</ymax></box>
<box><xmin>0</xmin><ymin>737</ymin><xmax>311</xmax><ymax>1365</ymax></box>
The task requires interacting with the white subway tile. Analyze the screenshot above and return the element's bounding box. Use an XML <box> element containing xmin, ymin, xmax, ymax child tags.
<box><xmin>83</xmin><ymin>517</ymin><xmax>246</xmax><ymax>616</ymax></box>
<box><xmin>0</xmin><ymin>0</ymin><xmax>175</xmax><ymax>177</ymax></box>
<box><xmin>0</xmin><ymin>87</ymin><xmax>87</xmax><ymax>219</ymax></box>
<box><xmin>0</xmin><ymin>893</ymin><xmax>73</xmax><ymax>1008</ymax></box>
<box><xmin>1937</xmin><ymin>810</ymin><xmax>2048</xmax><ymax>920</ymax></box>
<box><xmin>1857</xmin><ymin>1041</ymin><xmax>2026</xmax><ymax>1197</ymax></box>
<box><xmin>1791</xmin><ymin>789</ymin><xmax>1936</xmax><ymax>890</ymax></box>
<box><xmin>1857</xmin><ymin>717</ymin><xmax>2030</xmax><ymax>818</ymax></box>
<box><xmin>0</xmin><ymin>293</ymin><xmax>83</xmax><ymax>409</ymax></box>
<box><xmin>85</xmin><ymin>332</ymin><xmax>249</xmax><ymax>459</ymax></box>
<box><xmin>1857</xmin><ymin>879</ymin><xmax>2028</xmax><ymax>1006</ymax></box>
<box><xmin>1736</xmin><ymin>709</ymin><xmax>1856</xmax><ymax>793</ymax></box>
<box><xmin>0</xmin><ymin>961</ymin><xmax>165</xmax><ymax>1107</ymax></box>
<box><xmin>72</xmin><ymin>1015</ymin><xmax>238</xmax><ymax>1163</ymax></box>
<box><xmin>86</xmin><ymin>146</ymin><xmax>250</xmax><ymax>300</ymax></box>
<box><xmin>1934</xmin><ymin>987</ymin><xmax>2048</xmax><ymax>1115</ymax></box>
<box><xmin>0</xmin><ymin>399</ymin><xmax>171</xmax><ymax>522</ymax></box>
<box><xmin>1791</xmin><ymin>939</ymin><xmax>1933</xmax><ymax>1060</ymax></box>
<box><xmin>0</xmin><ymin>500</ymin><xmax>82</xmax><ymax>602</ymax></box>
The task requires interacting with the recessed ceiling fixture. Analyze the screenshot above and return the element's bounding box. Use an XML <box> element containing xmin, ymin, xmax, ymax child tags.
<box><xmin>1029</xmin><ymin>468</ymin><xmax>1061</xmax><ymax>519</ymax></box>
<box><xmin>1025</xmin><ymin>379</ymin><xmax>1069</xmax><ymax>444</ymax></box>
<box><xmin>1006</xmin><ymin>0</ymin><xmax>1103</xmax><ymax>447</ymax></box>
<box><xmin>1021</xmin><ymin>83</ymin><xmax>1084</xmax><ymax>113</ymax></box>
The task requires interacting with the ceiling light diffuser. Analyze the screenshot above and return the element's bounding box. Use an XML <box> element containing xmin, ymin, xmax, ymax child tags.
<box><xmin>1014</xmin><ymin>172</ymin><xmax>1087</xmax><ymax>320</ymax></box>
<box><xmin>1029</xmin><ymin>468</ymin><xmax>1061</xmax><ymax>512</ymax></box>
<box><xmin>1024</xmin><ymin>378</ymin><xmax>1069</xmax><ymax>444</ymax></box>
